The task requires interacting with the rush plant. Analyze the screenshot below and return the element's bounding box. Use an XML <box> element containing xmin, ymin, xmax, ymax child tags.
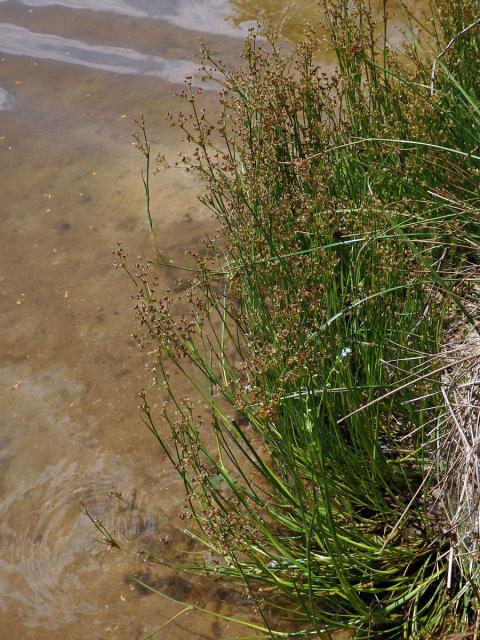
<box><xmin>116</xmin><ymin>1</ymin><xmax>480</xmax><ymax>638</ymax></box>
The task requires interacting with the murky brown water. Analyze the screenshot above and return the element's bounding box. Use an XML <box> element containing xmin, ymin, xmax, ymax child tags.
<box><xmin>0</xmin><ymin>2</ymin><xmax>426</xmax><ymax>639</ymax></box>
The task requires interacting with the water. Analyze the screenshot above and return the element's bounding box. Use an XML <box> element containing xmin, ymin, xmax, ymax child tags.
<box><xmin>0</xmin><ymin>1</ymin><xmax>421</xmax><ymax>638</ymax></box>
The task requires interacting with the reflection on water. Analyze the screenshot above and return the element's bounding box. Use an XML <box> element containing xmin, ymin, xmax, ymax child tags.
<box><xmin>2</xmin><ymin>0</ymin><xmax>148</xmax><ymax>18</ymax></box>
<box><xmin>0</xmin><ymin>86</ymin><xmax>13</xmax><ymax>109</ymax></box>
<box><xmin>0</xmin><ymin>23</ymin><xmax>207</xmax><ymax>85</ymax></box>
<box><xmin>0</xmin><ymin>0</ymin><xmax>255</xmax><ymax>36</ymax></box>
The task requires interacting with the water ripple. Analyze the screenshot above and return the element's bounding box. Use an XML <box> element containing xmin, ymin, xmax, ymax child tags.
<box><xmin>0</xmin><ymin>454</ymin><xmax>167</xmax><ymax>627</ymax></box>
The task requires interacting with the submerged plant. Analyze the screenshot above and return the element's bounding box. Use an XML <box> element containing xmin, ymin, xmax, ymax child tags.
<box><xmin>117</xmin><ymin>1</ymin><xmax>480</xmax><ymax>638</ymax></box>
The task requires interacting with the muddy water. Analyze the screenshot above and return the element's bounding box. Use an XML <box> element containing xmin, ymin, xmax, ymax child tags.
<box><xmin>0</xmin><ymin>2</ymin><xmax>423</xmax><ymax>639</ymax></box>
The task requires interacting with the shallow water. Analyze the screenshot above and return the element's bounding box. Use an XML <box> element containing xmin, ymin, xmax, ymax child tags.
<box><xmin>0</xmin><ymin>1</ymin><xmax>424</xmax><ymax>638</ymax></box>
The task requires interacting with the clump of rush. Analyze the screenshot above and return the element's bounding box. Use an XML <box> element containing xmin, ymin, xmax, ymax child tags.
<box><xmin>114</xmin><ymin>2</ymin><xmax>480</xmax><ymax>638</ymax></box>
